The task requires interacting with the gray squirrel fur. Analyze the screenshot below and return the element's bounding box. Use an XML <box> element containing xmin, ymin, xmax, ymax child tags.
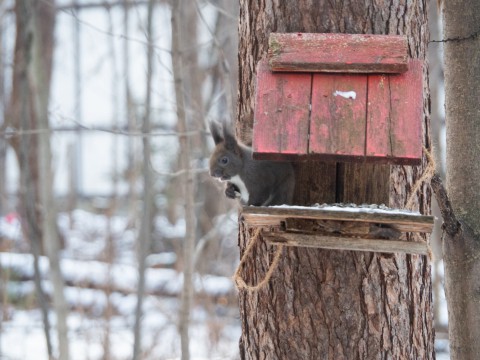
<box><xmin>209</xmin><ymin>122</ymin><xmax>295</xmax><ymax>206</ymax></box>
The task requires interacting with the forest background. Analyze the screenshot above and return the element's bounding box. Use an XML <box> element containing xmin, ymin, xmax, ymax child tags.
<box><xmin>0</xmin><ymin>0</ymin><xmax>448</xmax><ymax>359</ymax></box>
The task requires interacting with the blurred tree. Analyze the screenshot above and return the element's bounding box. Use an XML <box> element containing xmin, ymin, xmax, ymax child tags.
<box><xmin>7</xmin><ymin>0</ymin><xmax>69</xmax><ymax>359</ymax></box>
<box><xmin>427</xmin><ymin>0</ymin><xmax>447</xmax><ymax>337</ymax></box>
<box><xmin>436</xmin><ymin>0</ymin><xmax>480</xmax><ymax>358</ymax></box>
<box><xmin>0</xmin><ymin>5</ymin><xmax>6</xmax><ymax>215</ymax></box>
<box><xmin>236</xmin><ymin>1</ymin><xmax>434</xmax><ymax>359</ymax></box>
<box><xmin>170</xmin><ymin>1</ymin><xmax>196</xmax><ymax>359</ymax></box>
<box><xmin>133</xmin><ymin>1</ymin><xmax>156</xmax><ymax>359</ymax></box>
<box><xmin>165</xmin><ymin>1</ymin><xmax>236</xmax><ymax>269</ymax></box>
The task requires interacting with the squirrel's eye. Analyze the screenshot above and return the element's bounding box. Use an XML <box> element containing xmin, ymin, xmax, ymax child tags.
<box><xmin>220</xmin><ymin>156</ymin><xmax>229</xmax><ymax>165</ymax></box>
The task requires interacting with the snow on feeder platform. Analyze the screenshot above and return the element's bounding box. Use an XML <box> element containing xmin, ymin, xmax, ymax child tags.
<box><xmin>241</xmin><ymin>204</ymin><xmax>434</xmax><ymax>255</ymax></box>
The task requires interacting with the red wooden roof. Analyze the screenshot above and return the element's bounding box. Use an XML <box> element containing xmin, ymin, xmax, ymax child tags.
<box><xmin>268</xmin><ymin>33</ymin><xmax>409</xmax><ymax>74</ymax></box>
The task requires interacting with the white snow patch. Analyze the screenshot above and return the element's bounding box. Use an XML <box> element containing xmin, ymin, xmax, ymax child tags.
<box><xmin>270</xmin><ymin>204</ymin><xmax>423</xmax><ymax>216</ymax></box>
<box><xmin>333</xmin><ymin>90</ymin><xmax>357</xmax><ymax>99</ymax></box>
<box><xmin>0</xmin><ymin>252</ymin><xmax>234</xmax><ymax>297</ymax></box>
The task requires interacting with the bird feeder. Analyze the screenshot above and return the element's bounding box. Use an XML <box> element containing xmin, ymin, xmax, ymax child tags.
<box><xmin>245</xmin><ymin>33</ymin><xmax>433</xmax><ymax>255</ymax></box>
<box><xmin>253</xmin><ymin>33</ymin><xmax>423</xmax><ymax>165</ymax></box>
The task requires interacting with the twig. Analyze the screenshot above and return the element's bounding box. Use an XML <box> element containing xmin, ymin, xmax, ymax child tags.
<box><xmin>429</xmin><ymin>28</ymin><xmax>480</xmax><ymax>44</ymax></box>
<box><xmin>0</xmin><ymin>125</ymin><xmax>205</xmax><ymax>138</ymax></box>
<box><xmin>430</xmin><ymin>173</ymin><xmax>460</xmax><ymax>236</ymax></box>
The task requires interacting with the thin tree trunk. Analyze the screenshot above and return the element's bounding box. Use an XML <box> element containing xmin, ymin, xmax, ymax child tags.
<box><xmin>8</xmin><ymin>1</ymin><xmax>54</xmax><ymax>357</ymax></box>
<box><xmin>70</xmin><ymin>0</ymin><xmax>82</xmax><ymax>217</ymax></box>
<box><xmin>440</xmin><ymin>0</ymin><xmax>480</xmax><ymax>358</ymax></box>
<box><xmin>182</xmin><ymin>2</ymin><xmax>213</xmax><ymax>245</ymax></box>
<box><xmin>171</xmin><ymin>1</ymin><xmax>197</xmax><ymax>358</ymax></box>
<box><xmin>30</xmin><ymin>1</ymin><xmax>70</xmax><ymax>359</ymax></box>
<box><xmin>132</xmin><ymin>1</ymin><xmax>155</xmax><ymax>359</ymax></box>
<box><xmin>123</xmin><ymin>0</ymin><xmax>138</xmax><ymax>220</ymax></box>
<box><xmin>237</xmin><ymin>1</ymin><xmax>433</xmax><ymax>359</ymax></box>
<box><xmin>427</xmin><ymin>0</ymin><xmax>446</xmax><ymax>333</ymax></box>
<box><xmin>101</xmin><ymin>9</ymin><xmax>122</xmax><ymax>359</ymax></box>
<box><xmin>0</xmin><ymin>6</ymin><xmax>6</xmax><ymax>214</ymax></box>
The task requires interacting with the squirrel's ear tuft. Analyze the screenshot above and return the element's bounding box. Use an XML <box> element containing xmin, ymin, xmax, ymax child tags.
<box><xmin>209</xmin><ymin>121</ymin><xmax>224</xmax><ymax>145</ymax></box>
<box><xmin>223</xmin><ymin>125</ymin><xmax>239</xmax><ymax>153</ymax></box>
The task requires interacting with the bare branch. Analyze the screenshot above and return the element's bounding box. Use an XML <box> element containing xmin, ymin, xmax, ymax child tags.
<box><xmin>430</xmin><ymin>173</ymin><xmax>461</xmax><ymax>236</ymax></box>
<box><xmin>0</xmin><ymin>125</ymin><xmax>205</xmax><ymax>138</ymax></box>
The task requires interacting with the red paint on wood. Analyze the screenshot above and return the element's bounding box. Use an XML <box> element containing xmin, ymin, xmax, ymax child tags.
<box><xmin>366</xmin><ymin>74</ymin><xmax>392</xmax><ymax>158</ymax></box>
<box><xmin>310</xmin><ymin>74</ymin><xmax>367</xmax><ymax>157</ymax></box>
<box><xmin>253</xmin><ymin>56</ymin><xmax>423</xmax><ymax>165</ymax></box>
<box><xmin>388</xmin><ymin>60</ymin><xmax>423</xmax><ymax>163</ymax></box>
<box><xmin>253</xmin><ymin>60</ymin><xmax>312</xmax><ymax>159</ymax></box>
<box><xmin>268</xmin><ymin>33</ymin><xmax>408</xmax><ymax>74</ymax></box>
<box><xmin>366</xmin><ymin>62</ymin><xmax>423</xmax><ymax>165</ymax></box>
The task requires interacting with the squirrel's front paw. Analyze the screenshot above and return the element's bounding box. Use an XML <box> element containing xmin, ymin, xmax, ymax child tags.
<box><xmin>225</xmin><ymin>182</ymin><xmax>240</xmax><ymax>199</ymax></box>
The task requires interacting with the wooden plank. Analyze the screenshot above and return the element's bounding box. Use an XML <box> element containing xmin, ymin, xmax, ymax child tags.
<box><xmin>366</xmin><ymin>74</ymin><xmax>391</xmax><ymax>159</ymax></box>
<box><xmin>309</xmin><ymin>74</ymin><xmax>367</xmax><ymax>159</ymax></box>
<box><xmin>252</xmin><ymin>59</ymin><xmax>312</xmax><ymax>160</ymax></box>
<box><xmin>388</xmin><ymin>60</ymin><xmax>423</xmax><ymax>164</ymax></box>
<box><xmin>241</xmin><ymin>206</ymin><xmax>435</xmax><ymax>233</ymax></box>
<box><xmin>263</xmin><ymin>232</ymin><xmax>429</xmax><ymax>255</ymax></box>
<box><xmin>268</xmin><ymin>33</ymin><xmax>408</xmax><ymax>73</ymax></box>
<box><xmin>284</xmin><ymin>218</ymin><xmax>402</xmax><ymax>240</ymax></box>
<box><xmin>365</xmin><ymin>61</ymin><xmax>423</xmax><ymax>164</ymax></box>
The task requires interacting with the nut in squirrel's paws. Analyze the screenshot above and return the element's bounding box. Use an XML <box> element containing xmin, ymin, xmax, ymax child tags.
<box><xmin>225</xmin><ymin>182</ymin><xmax>241</xmax><ymax>200</ymax></box>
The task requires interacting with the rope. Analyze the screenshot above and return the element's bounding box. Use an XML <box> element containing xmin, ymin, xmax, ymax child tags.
<box><xmin>405</xmin><ymin>146</ymin><xmax>436</xmax><ymax>210</ymax></box>
<box><xmin>233</xmin><ymin>228</ymin><xmax>284</xmax><ymax>292</ymax></box>
<box><xmin>404</xmin><ymin>146</ymin><xmax>436</xmax><ymax>260</ymax></box>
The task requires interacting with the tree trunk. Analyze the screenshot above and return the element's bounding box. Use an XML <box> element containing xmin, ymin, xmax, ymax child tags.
<box><xmin>7</xmin><ymin>0</ymin><xmax>57</xmax><ymax>357</ymax></box>
<box><xmin>171</xmin><ymin>1</ymin><xmax>197</xmax><ymax>359</ymax></box>
<box><xmin>132</xmin><ymin>1</ymin><xmax>156</xmax><ymax>358</ymax></box>
<box><xmin>440</xmin><ymin>0</ymin><xmax>480</xmax><ymax>358</ymax></box>
<box><xmin>237</xmin><ymin>1</ymin><xmax>434</xmax><ymax>359</ymax></box>
<box><xmin>427</xmin><ymin>0</ymin><xmax>446</xmax><ymax>335</ymax></box>
<box><xmin>29</xmin><ymin>1</ymin><xmax>70</xmax><ymax>359</ymax></box>
<box><xmin>0</xmin><ymin>13</ymin><xmax>6</xmax><ymax>214</ymax></box>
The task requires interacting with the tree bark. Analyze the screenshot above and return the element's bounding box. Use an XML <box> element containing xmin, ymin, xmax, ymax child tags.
<box><xmin>441</xmin><ymin>0</ymin><xmax>480</xmax><ymax>358</ymax></box>
<box><xmin>29</xmin><ymin>1</ymin><xmax>70</xmax><ymax>359</ymax></box>
<box><xmin>237</xmin><ymin>1</ymin><xmax>433</xmax><ymax>359</ymax></box>
<box><xmin>0</xmin><ymin>11</ymin><xmax>6</xmax><ymax>214</ymax></box>
<box><xmin>132</xmin><ymin>1</ymin><xmax>156</xmax><ymax>359</ymax></box>
<box><xmin>427</xmin><ymin>0</ymin><xmax>446</xmax><ymax>334</ymax></box>
<box><xmin>171</xmin><ymin>1</ymin><xmax>197</xmax><ymax>359</ymax></box>
<box><xmin>7</xmin><ymin>0</ymin><xmax>57</xmax><ymax>357</ymax></box>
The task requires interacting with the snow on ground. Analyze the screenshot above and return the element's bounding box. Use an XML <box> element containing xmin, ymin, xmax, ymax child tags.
<box><xmin>1</xmin><ymin>305</ymin><xmax>241</xmax><ymax>360</ymax></box>
<box><xmin>0</xmin><ymin>210</ymin><xmax>240</xmax><ymax>360</ymax></box>
<box><xmin>0</xmin><ymin>252</ymin><xmax>233</xmax><ymax>297</ymax></box>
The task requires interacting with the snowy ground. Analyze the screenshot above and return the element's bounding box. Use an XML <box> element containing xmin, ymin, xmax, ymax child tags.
<box><xmin>0</xmin><ymin>210</ymin><xmax>241</xmax><ymax>360</ymax></box>
<box><xmin>1</xmin><ymin>307</ymin><xmax>241</xmax><ymax>360</ymax></box>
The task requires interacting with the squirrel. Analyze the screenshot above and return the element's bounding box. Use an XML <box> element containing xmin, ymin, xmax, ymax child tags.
<box><xmin>209</xmin><ymin>121</ymin><xmax>295</xmax><ymax>206</ymax></box>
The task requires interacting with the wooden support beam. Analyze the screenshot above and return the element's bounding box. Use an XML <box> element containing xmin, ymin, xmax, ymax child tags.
<box><xmin>241</xmin><ymin>206</ymin><xmax>435</xmax><ymax>233</ymax></box>
<box><xmin>268</xmin><ymin>33</ymin><xmax>408</xmax><ymax>74</ymax></box>
<box><xmin>263</xmin><ymin>232</ymin><xmax>429</xmax><ymax>255</ymax></box>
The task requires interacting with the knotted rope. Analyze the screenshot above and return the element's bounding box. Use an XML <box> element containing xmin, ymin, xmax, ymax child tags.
<box><xmin>405</xmin><ymin>146</ymin><xmax>437</xmax><ymax>210</ymax></box>
<box><xmin>233</xmin><ymin>228</ymin><xmax>284</xmax><ymax>292</ymax></box>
